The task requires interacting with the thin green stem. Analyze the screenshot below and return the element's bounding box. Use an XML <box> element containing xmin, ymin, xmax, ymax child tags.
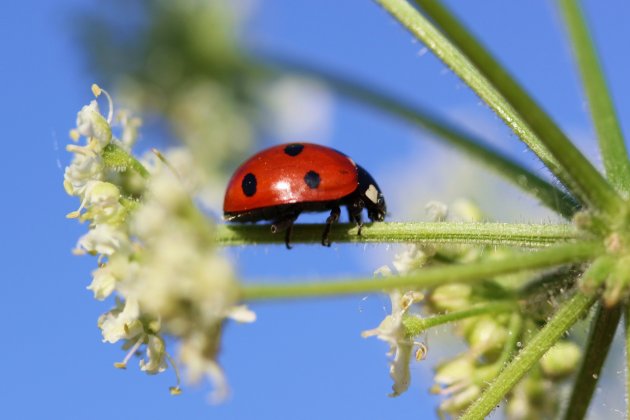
<box><xmin>218</xmin><ymin>222</ymin><xmax>581</xmax><ymax>247</ymax></box>
<box><xmin>403</xmin><ymin>301</ymin><xmax>515</xmax><ymax>336</ymax></box>
<box><xmin>498</xmin><ymin>313</ymin><xmax>524</xmax><ymax>366</ymax></box>
<box><xmin>461</xmin><ymin>292</ymin><xmax>597</xmax><ymax>420</ymax></box>
<box><xmin>241</xmin><ymin>241</ymin><xmax>602</xmax><ymax>301</ymax></box>
<box><xmin>378</xmin><ymin>0</ymin><xmax>624</xmax><ymax>219</ymax></box>
<box><xmin>254</xmin><ymin>59</ymin><xmax>578</xmax><ymax>218</ymax></box>
<box><xmin>557</xmin><ymin>0</ymin><xmax>630</xmax><ymax>192</ymax></box>
<box><xmin>562</xmin><ymin>303</ymin><xmax>622</xmax><ymax>420</ymax></box>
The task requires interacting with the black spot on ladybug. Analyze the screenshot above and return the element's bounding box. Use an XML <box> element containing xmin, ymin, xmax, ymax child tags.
<box><xmin>284</xmin><ymin>143</ymin><xmax>304</xmax><ymax>157</ymax></box>
<box><xmin>304</xmin><ymin>170</ymin><xmax>321</xmax><ymax>189</ymax></box>
<box><xmin>242</xmin><ymin>173</ymin><xmax>257</xmax><ymax>197</ymax></box>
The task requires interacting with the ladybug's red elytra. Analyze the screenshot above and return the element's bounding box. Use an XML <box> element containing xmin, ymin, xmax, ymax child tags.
<box><xmin>223</xmin><ymin>142</ymin><xmax>386</xmax><ymax>248</ymax></box>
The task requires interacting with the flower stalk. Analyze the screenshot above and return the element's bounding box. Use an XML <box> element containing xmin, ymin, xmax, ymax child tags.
<box><xmin>242</xmin><ymin>241</ymin><xmax>602</xmax><ymax>300</ymax></box>
<box><xmin>403</xmin><ymin>301</ymin><xmax>515</xmax><ymax>336</ymax></box>
<box><xmin>217</xmin><ymin>222</ymin><xmax>580</xmax><ymax>247</ymax></box>
<box><xmin>561</xmin><ymin>303</ymin><xmax>622</xmax><ymax>420</ymax></box>
<box><xmin>557</xmin><ymin>0</ymin><xmax>630</xmax><ymax>193</ymax></box>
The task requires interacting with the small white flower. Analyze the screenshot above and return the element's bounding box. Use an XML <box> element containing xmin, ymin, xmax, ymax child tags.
<box><xmin>82</xmin><ymin>181</ymin><xmax>125</xmax><ymax>225</ymax></box>
<box><xmin>88</xmin><ymin>267</ymin><xmax>116</xmax><ymax>301</ymax></box>
<box><xmin>362</xmin><ymin>290</ymin><xmax>423</xmax><ymax>397</ymax></box>
<box><xmin>87</xmin><ymin>254</ymin><xmax>132</xmax><ymax>300</ymax></box>
<box><xmin>76</xmin><ymin>100</ymin><xmax>112</xmax><ymax>151</ymax></box>
<box><xmin>85</xmin><ymin>181</ymin><xmax>120</xmax><ymax>208</ymax></box>
<box><xmin>140</xmin><ymin>335</ymin><xmax>168</xmax><ymax>374</ymax></box>
<box><xmin>75</xmin><ymin>224</ymin><xmax>130</xmax><ymax>256</ymax></box>
<box><xmin>63</xmin><ymin>151</ymin><xmax>104</xmax><ymax>197</ymax></box>
<box><xmin>99</xmin><ymin>298</ymin><xmax>143</xmax><ymax>344</ymax></box>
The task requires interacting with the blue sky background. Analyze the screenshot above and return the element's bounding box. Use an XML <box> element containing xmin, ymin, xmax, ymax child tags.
<box><xmin>1</xmin><ymin>0</ymin><xmax>629</xmax><ymax>418</ymax></box>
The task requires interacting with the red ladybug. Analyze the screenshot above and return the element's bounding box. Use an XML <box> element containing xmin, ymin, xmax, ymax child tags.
<box><xmin>223</xmin><ymin>143</ymin><xmax>386</xmax><ymax>248</ymax></box>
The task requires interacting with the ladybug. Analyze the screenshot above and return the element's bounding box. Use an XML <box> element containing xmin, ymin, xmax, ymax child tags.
<box><xmin>223</xmin><ymin>142</ymin><xmax>386</xmax><ymax>248</ymax></box>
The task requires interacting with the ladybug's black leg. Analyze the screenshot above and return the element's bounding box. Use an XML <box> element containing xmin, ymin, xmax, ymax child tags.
<box><xmin>322</xmin><ymin>206</ymin><xmax>341</xmax><ymax>247</ymax></box>
<box><xmin>271</xmin><ymin>211</ymin><xmax>301</xmax><ymax>249</ymax></box>
<box><xmin>348</xmin><ymin>198</ymin><xmax>365</xmax><ymax>236</ymax></box>
<box><xmin>353</xmin><ymin>212</ymin><xmax>364</xmax><ymax>236</ymax></box>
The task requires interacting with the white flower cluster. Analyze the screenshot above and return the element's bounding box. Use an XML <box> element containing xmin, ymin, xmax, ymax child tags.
<box><xmin>65</xmin><ymin>85</ymin><xmax>253</xmax><ymax>401</ymax></box>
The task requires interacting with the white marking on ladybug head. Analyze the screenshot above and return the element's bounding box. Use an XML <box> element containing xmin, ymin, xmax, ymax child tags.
<box><xmin>365</xmin><ymin>184</ymin><xmax>379</xmax><ymax>204</ymax></box>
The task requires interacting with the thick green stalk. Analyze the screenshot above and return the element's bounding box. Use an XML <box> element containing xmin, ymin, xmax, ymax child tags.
<box><xmin>378</xmin><ymin>0</ymin><xmax>623</xmax><ymax>218</ymax></box>
<box><xmin>403</xmin><ymin>301</ymin><xmax>515</xmax><ymax>336</ymax></box>
<box><xmin>217</xmin><ymin>222</ymin><xmax>580</xmax><ymax>247</ymax></box>
<box><xmin>461</xmin><ymin>292</ymin><xmax>597</xmax><ymax>420</ymax></box>
<box><xmin>562</xmin><ymin>303</ymin><xmax>622</xmax><ymax>420</ymax></box>
<box><xmin>242</xmin><ymin>241</ymin><xmax>602</xmax><ymax>300</ymax></box>
<box><xmin>557</xmin><ymin>0</ymin><xmax>630</xmax><ymax>192</ymax></box>
<box><xmin>255</xmin><ymin>59</ymin><xmax>578</xmax><ymax>218</ymax></box>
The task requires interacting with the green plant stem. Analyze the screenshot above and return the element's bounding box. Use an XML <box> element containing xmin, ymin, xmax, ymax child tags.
<box><xmin>217</xmin><ymin>222</ymin><xmax>580</xmax><ymax>247</ymax></box>
<box><xmin>470</xmin><ymin>313</ymin><xmax>524</xmax><ymax>388</ymax></box>
<box><xmin>254</xmin><ymin>59</ymin><xmax>578</xmax><ymax>218</ymax></box>
<box><xmin>403</xmin><ymin>301</ymin><xmax>515</xmax><ymax>336</ymax></box>
<box><xmin>378</xmin><ymin>0</ymin><xmax>624</xmax><ymax>219</ymax></box>
<box><xmin>461</xmin><ymin>292</ymin><xmax>597</xmax><ymax>420</ymax></box>
<box><xmin>498</xmin><ymin>313</ymin><xmax>524</xmax><ymax>365</ymax></box>
<box><xmin>562</xmin><ymin>303</ymin><xmax>622</xmax><ymax>420</ymax></box>
<box><xmin>557</xmin><ymin>0</ymin><xmax>630</xmax><ymax>192</ymax></box>
<box><xmin>241</xmin><ymin>241</ymin><xmax>602</xmax><ymax>301</ymax></box>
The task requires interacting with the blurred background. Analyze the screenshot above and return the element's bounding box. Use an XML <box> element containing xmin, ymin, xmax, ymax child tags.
<box><xmin>2</xmin><ymin>0</ymin><xmax>629</xmax><ymax>418</ymax></box>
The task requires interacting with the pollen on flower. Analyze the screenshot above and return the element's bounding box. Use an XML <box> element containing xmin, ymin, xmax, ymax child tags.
<box><xmin>66</xmin><ymin>210</ymin><xmax>81</xmax><ymax>219</ymax></box>
<box><xmin>92</xmin><ymin>84</ymin><xmax>102</xmax><ymax>97</ymax></box>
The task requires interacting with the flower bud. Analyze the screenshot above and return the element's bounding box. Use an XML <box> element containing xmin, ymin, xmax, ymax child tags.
<box><xmin>430</xmin><ymin>284</ymin><xmax>472</xmax><ymax>312</ymax></box>
<box><xmin>434</xmin><ymin>355</ymin><xmax>474</xmax><ymax>386</ymax></box>
<box><xmin>540</xmin><ymin>341</ymin><xmax>581</xmax><ymax>379</ymax></box>
<box><xmin>466</xmin><ymin>317</ymin><xmax>507</xmax><ymax>356</ymax></box>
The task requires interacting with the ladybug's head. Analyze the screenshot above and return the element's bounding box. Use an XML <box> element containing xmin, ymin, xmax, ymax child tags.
<box><xmin>356</xmin><ymin>165</ymin><xmax>386</xmax><ymax>222</ymax></box>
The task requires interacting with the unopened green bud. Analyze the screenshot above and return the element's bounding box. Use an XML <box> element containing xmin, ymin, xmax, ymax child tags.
<box><xmin>466</xmin><ymin>317</ymin><xmax>507</xmax><ymax>356</ymax></box>
<box><xmin>540</xmin><ymin>341</ymin><xmax>581</xmax><ymax>379</ymax></box>
<box><xmin>435</xmin><ymin>355</ymin><xmax>474</xmax><ymax>386</ymax></box>
<box><xmin>430</xmin><ymin>284</ymin><xmax>472</xmax><ymax>312</ymax></box>
<box><xmin>452</xmin><ymin>198</ymin><xmax>482</xmax><ymax>222</ymax></box>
